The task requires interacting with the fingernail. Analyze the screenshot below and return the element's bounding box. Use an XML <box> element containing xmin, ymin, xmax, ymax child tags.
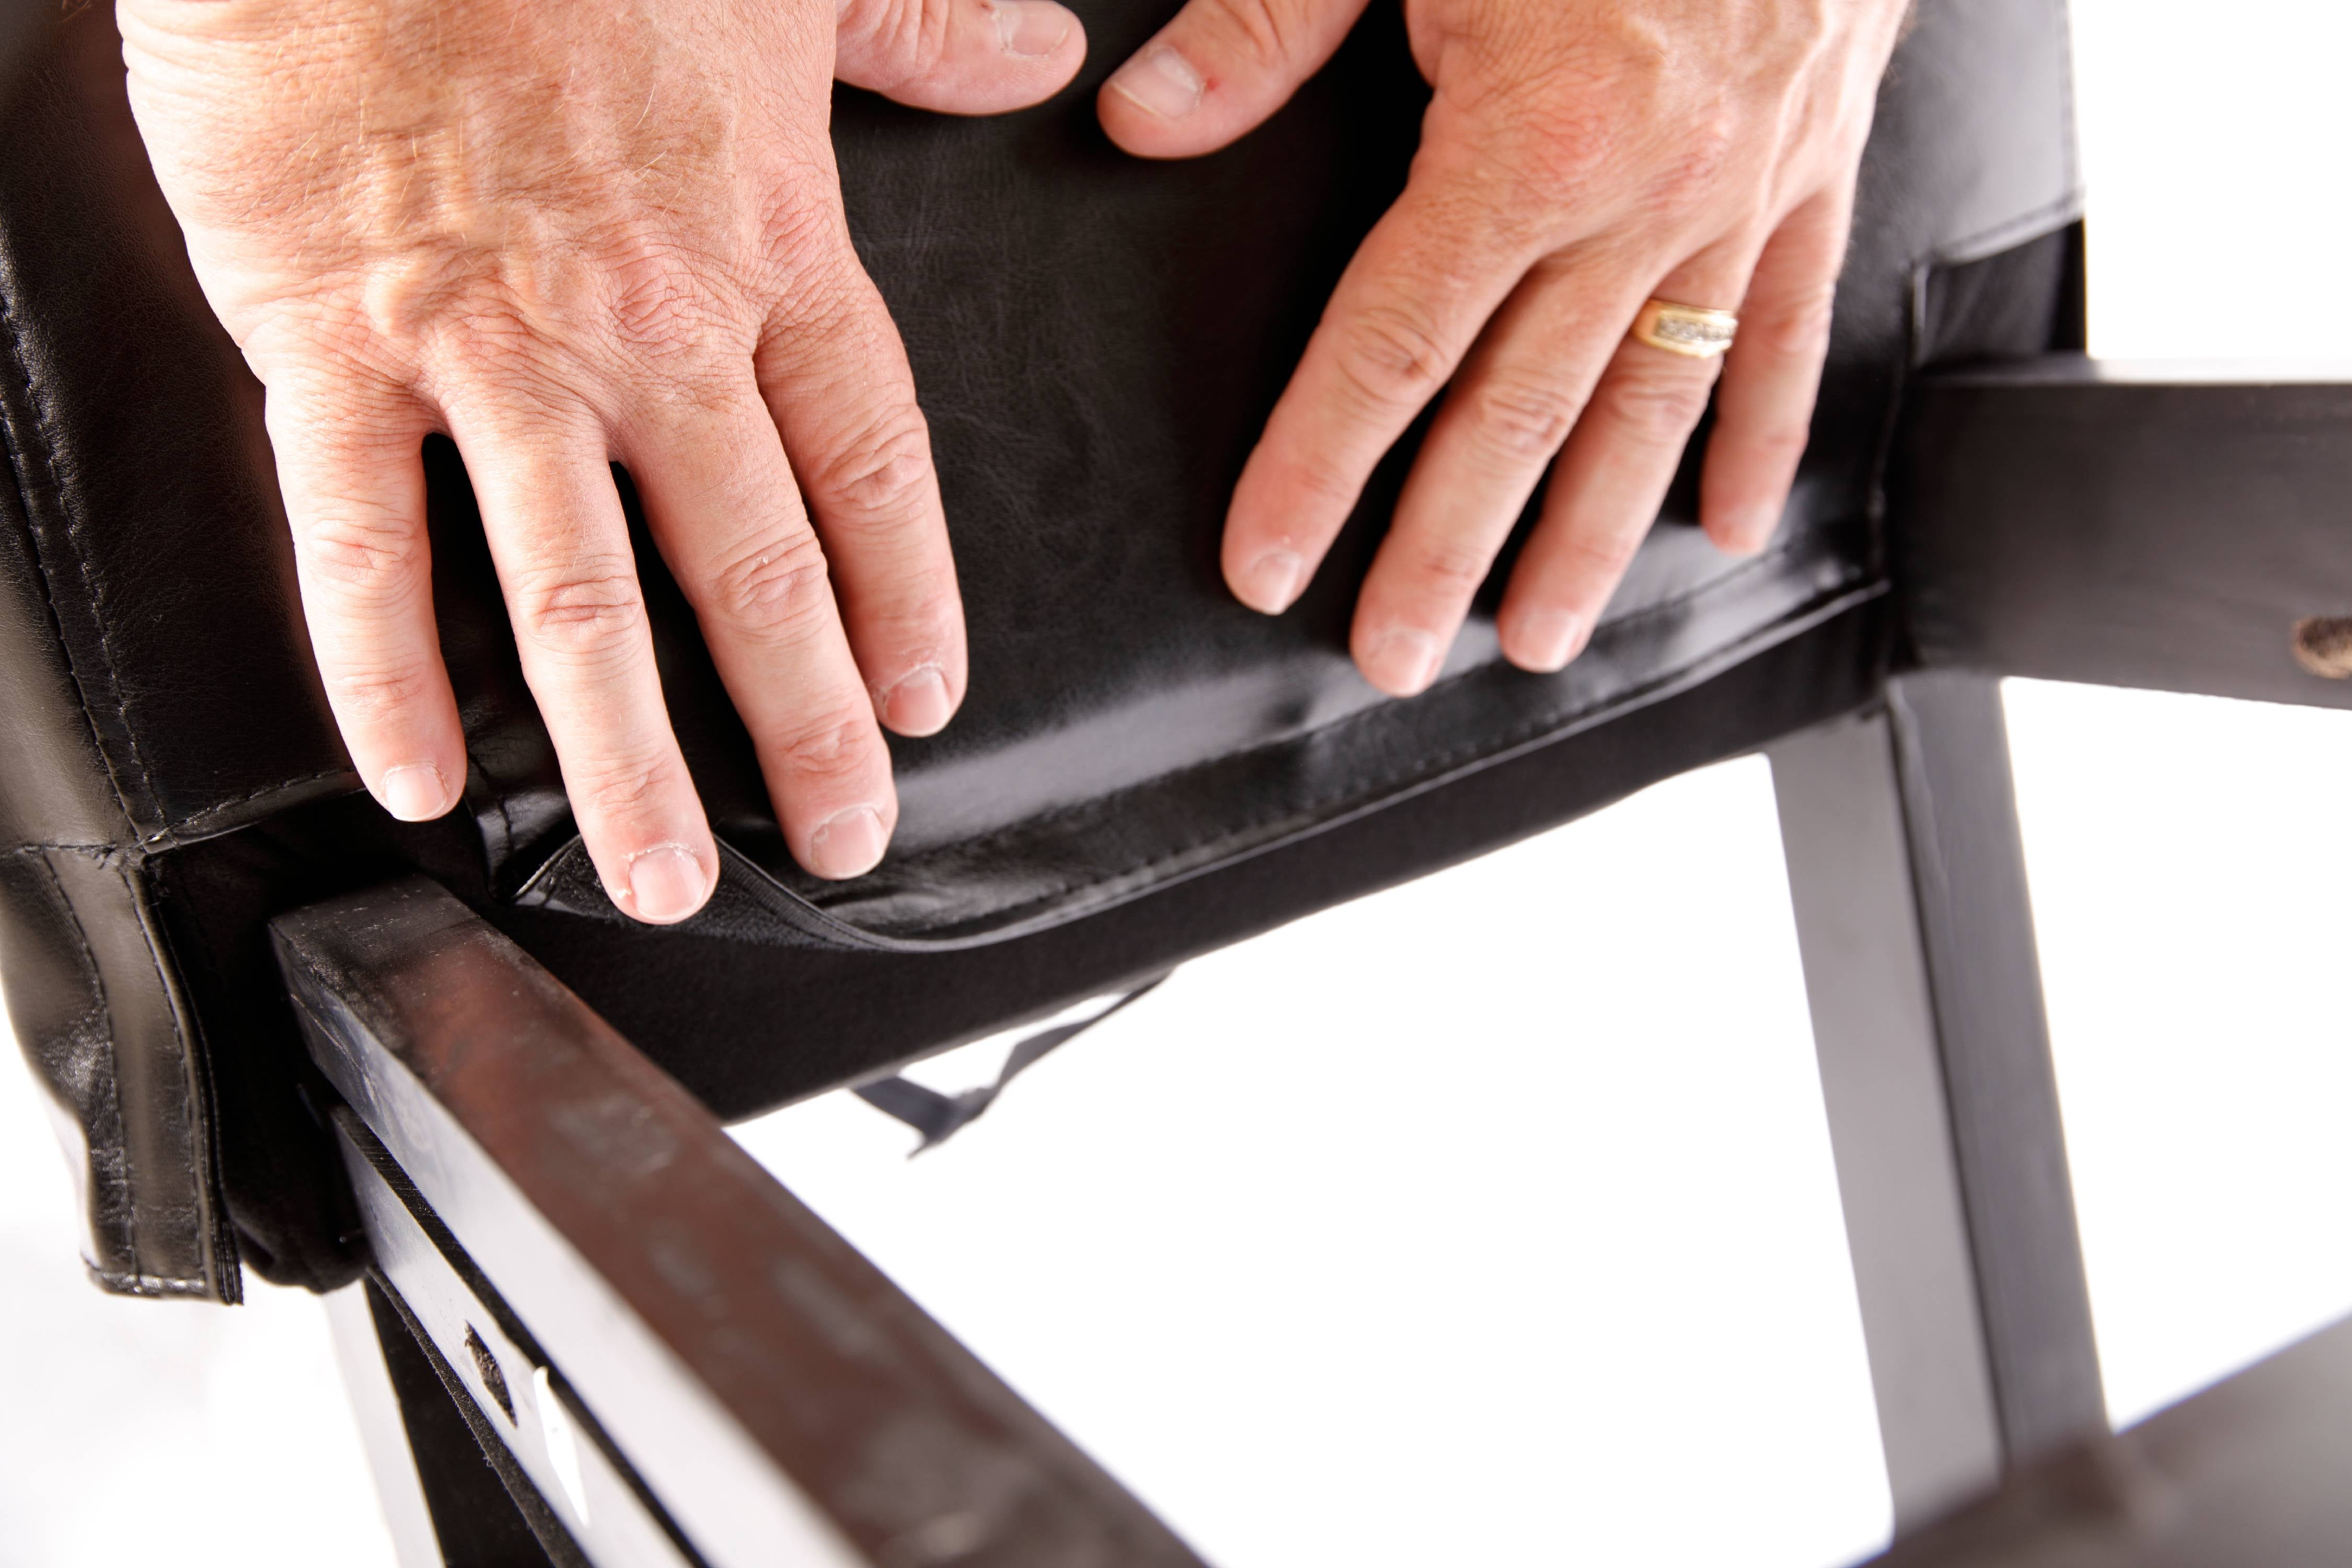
<box><xmin>879</xmin><ymin>664</ymin><xmax>954</xmax><ymax>736</ymax></box>
<box><xmin>378</xmin><ymin>764</ymin><xmax>449</xmax><ymax>822</ymax></box>
<box><xmin>809</xmin><ymin>806</ymin><xmax>887</xmax><ymax>880</ymax></box>
<box><xmin>625</xmin><ymin>845</ymin><xmax>709</xmax><ymax>924</ymax></box>
<box><xmin>1359</xmin><ymin>628</ymin><xmax>1443</xmax><ymax>696</ymax></box>
<box><xmin>993</xmin><ymin>0</ymin><xmax>1071</xmax><ymax>59</ymax></box>
<box><xmin>1512</xmin><ymin>610</ymin><xmax>1588</xmax><ymax>672</ymax></box>
<box><xmin>1235</xmin><ymin>550</ymin><xmax>1307</xmax><ymax>614</ymax></box>
<box><xmin>1108</xmin><ymin>43</ymin><xmax>1204</xmax><ymax>119</ymax></box>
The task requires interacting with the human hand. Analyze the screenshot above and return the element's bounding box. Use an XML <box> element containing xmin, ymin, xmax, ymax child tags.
<box><xmin>118</xmin><ymin>0</ymin><xmax>1086</xmax><ymax>921</ymax></box>
<box><xmin>1099</xmin><ymin>0</ymin><xmax>1907</xmax><ymax>694</ymax></box>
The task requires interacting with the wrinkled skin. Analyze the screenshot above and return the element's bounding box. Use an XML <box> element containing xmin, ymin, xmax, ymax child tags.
<box><xmin>119</xmin><ymin>0</ymin><xmax>1084</xmax><ymax>922</ymax></box>
<box><xmin>1100</xmin><ymin>0</ymin><xmax>1910</xmax><ymax>695</ymax></box>
<box><xmin>122</xmin><ymin>0</ymin><xmax>1905</xmax><ymax>928</ymax></box>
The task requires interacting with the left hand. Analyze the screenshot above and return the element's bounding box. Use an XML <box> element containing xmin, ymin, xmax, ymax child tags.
<box><xmin>121</xmin><ymin>0</ymin><xmax>1087</xmax><ymax>924</ymax></box>
<box><xmin>1098</xmin><ymin>0</ymin><xmax>1909</xmax><ymax>694</ymax></box>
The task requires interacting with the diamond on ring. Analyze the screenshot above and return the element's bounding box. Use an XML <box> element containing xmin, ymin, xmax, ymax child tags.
<box><xmin>1633</xmin><ymin>299</ymin><xmax>1738</xmax><ymax>359</ymax></box>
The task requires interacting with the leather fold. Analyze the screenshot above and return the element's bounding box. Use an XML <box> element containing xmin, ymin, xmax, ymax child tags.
<box><xmin>0</xmin><ymin>0</ymin><xmax>2083</xmax><ymax>1296</ymax></box>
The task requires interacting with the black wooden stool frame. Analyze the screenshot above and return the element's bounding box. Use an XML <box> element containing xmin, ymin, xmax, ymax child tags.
<box><xmin>278</xmin><ymin>355</ymin><xmax>2352</xmax><ymax>1565</ymax></box>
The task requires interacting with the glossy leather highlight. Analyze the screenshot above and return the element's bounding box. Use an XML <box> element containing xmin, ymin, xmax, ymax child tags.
<box><xmin>0</xmin><ymin>0</ymin><xmax>2080</xmax><ymax>1295</ymax></box>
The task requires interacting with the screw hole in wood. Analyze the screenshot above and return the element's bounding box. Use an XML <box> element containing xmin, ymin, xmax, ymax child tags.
<box><xmin>463</xmin><ymin>1323</ymin><xmax>517</xmax><ymax>1424</ymax></box>
<box><xmin>2291</xmin><ymin>616</ymin><xmax>2352</xmax><ymax>679</ymax></box>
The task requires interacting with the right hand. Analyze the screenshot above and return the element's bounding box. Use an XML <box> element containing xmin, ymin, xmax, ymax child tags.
<box><xmin>1098</xmin><ymin>0</ymin><xmax>1900</xmax><ymax>697</ymax></box>
<box><xmin>118</xmin><ymin>0</ymin><xmax>1087</xmax><ymax>922</ymax></box>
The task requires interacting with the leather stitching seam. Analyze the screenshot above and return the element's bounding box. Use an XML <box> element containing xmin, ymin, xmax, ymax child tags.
<box><xmin>168</xmin><ymin>766</ymin><xmax>357</xmax><ymax>833</ymax></box>
<box><xmin>0</xmin><ymin>285</ymin><xmax>169</xmax><ymax>844</ymax></box>
<box><xmin>85</xmin><ymin>1265</ymin><xmax>214</xmax><ymax>1297</ymax></box>
<box><xmin>763</xmin><ymin>557</ymin><xmax>1875</xmax><ymax>942</ymax></box>
<box><xmin>951</xmin><ymin>578</ymin><xmax>1872</xmax><ymax>930</ymax></box>
<box><xmin>870</xmin><ymin>533</ymin><xmax>1823</xmax><ymax>868</ymax></box>
<box><xmin>0</xmin><ymin>286</ymin><xmax>354</xmax><ymax>843</ymax></box>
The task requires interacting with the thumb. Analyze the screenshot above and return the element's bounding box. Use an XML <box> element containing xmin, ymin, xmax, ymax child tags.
<box><xmin>1097</xmin><ymin>0</ymin><xmax>1370</xmax><ymax>159</ymax></box>
<box><xmin>836</xmin><ymin>0</ymin><xmax>1087</xmax><ymax>116</ymax></box>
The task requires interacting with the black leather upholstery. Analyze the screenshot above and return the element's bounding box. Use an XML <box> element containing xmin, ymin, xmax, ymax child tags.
<box><xmin>0</xmin><ymin>0</ymin><xmax>2081</xmax><ymax>1297</ymax></box>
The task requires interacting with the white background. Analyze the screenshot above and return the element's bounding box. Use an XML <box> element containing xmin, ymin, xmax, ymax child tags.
<box><xmin>4</xmin><ymin>2</ymin><xmax>2350</xmax><ymax>1562</ymax></box>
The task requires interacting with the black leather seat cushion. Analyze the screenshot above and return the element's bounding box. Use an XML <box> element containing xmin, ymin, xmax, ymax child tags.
<box><xmin>0</xmin><ymin>0</ymin><xmax>2080</xmax><ymax>1294</ymax></box>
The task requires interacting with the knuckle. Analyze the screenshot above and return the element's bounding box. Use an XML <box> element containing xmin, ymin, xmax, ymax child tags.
<box><xmin>604</xmin><ymin>246</ymin><xmax>717</xmax><ymax>359</ymax></box>
<box><xmin>1334</xmin><ymin>300</ymin><xmax>1454</xmax><ymax>413</ymax></box>
<box><xmin>755</xmin><ymin>192</ymin><xmax>851</xmax><ymax>299</ymax></box>
<box><xmin>1496</xmin><ymin>110</ymin><xmax>1616</xmax><ymax>205</ymax></box>
<box><xmin>1404</xmin><ymin>535</ymin><xmax>1495</xmax><ymax>599</ymax></box>
<box><xmin>811</xmin><ymin>409</ymin><xmax>936</xmax><ymax>528</ymax></box>
<box><xmin>248</xmin><ymin>309</ymin><xmax>391</xmax><ymax>382</ymax></box>
<box><xmin>417</xmin><ymin>243</ymin><xmax>742</xmax><ymax>371</ymax></box>
<box><xmin>510</xmin><ymin>558</ymin><xmax>648</xmax><ymax>660</ymax></box>
<box><xmin>1194</xmin><ymin>0</ymin><xmax>1301</xmax><ymax>72</ymax></box>
<box><xmin>1600</xmin><ymin>362</ymin><xmax>1716</xmax><ymax>443</ymax></box>
<box><xmin>842</xmin><ymin>0</ymin><xmax>949</xmax><ymax>82</ymax></box>
<box><xmin>428</xmin><ymin>333</ymin><xmax>598</xmax><ymax>432</ymax></box>
<box><xmin>1466</xmin><ymin>375</ymin><xmax>1578</xmax><ymax>458</ymax></box>
<box><xmin>321</xmin><ymin>659</ymin><xmax>437</xmax><ymax>728</ymax></box>
<box><xmin>775</xmin><ymin>711</ymin><xmax>879</xmax><ymax>788</ymax></box>
<box><xmin>1274</xmin><ymin>452</ymin><xmax>1366</xmax><ymax>516</ymax></box>
<box><xmin>1748</xmin><ymin>280</ymin><xmax>1839</xmax><ymax>360</ymax></box>
<box><xmin>1734</xmin><ymin>419</ymin><xmax>1814</xmax><ymax>466</ymax></box>
<box><xmin>1644</xmin><ymin>107</ymin><xmax>1740</xmax><ymax>218</ymax></box>
<box><xmin>708</xmin><ymin>528</ymin><xmax>833</xmax><ymax>639</ymax></box>
<box><xmin>433</xmin><ymin>293</ymin><xmax>549</xmax><ymax>377</ymax></box>
<box><xmin>1561</xmin><ymin>525</ymin><xmax>1643</xmax><ymax>580</ymax></box>
<box><xmin>297</xmin><ymin>510</ymin><xmax>426</xmax><ymax>602</ymax></box>
<box><xmin>574</xmin><ymin>748</ymin><xmax>681</xmax><ymax>823</ymax></box>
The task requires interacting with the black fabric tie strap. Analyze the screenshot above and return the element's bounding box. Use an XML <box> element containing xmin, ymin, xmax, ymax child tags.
<box><xmin>853</xmin><ymin>976</ymin><xmax>1170</xmax><ymax>1154</ymax></box>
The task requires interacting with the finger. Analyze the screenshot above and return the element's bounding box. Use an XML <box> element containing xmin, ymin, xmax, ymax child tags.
<box><xmin>755</xmin><ymin>260</ymin><xmax>966</xmax><ymax>742</ymax></box>
<box><xmin>268</xmin><ymin>384</ymin><xmax>464</xmax><ymax>822</ymax></box>
<box><xmin>1221</xmin><ymin>164</ymin><xmax>1552</xmax><ymax>617</ymax></box>
<box><xmin>1700</xmin><ymin>190</ymin><xmax>1853</xmax><ymax>555</ymax></box>
<box><xmin>627</xmin><ymin>387</ymin><xmax>902</xmax><ymax>883</ymax></box>
<box><xmin>1344</xmin><ymin>252</ymin><xmax>1648</xmax><ymax>696</ymax></box>
<box><xmin>836</xmin><ymin>0</ymin><xmax>1087</xmax><ymax>116</ymax></box>
<box><xmin>1097</xmin><ymin>0</ymin><xmax>1369</xmax><ymax>159</ymax></box>
<box><xmin>449</xmin><ymin>398</ymin><xmax>716</xmax><ymax>924</ymax></box>
<box><xmin>1496</xmin><ymin>243</ymin><xmax>1760</xmax><ymax>674</ymax></box>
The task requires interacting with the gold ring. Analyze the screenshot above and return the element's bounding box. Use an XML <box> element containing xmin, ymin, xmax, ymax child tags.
<box><xmin>1632</xmin><ymin>298</ymin><xmax>1738</xmax><ymax>359</ymax></box>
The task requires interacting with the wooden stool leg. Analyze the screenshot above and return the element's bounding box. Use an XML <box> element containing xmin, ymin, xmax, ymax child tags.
<box><xmin>1771</xmin><ymin>673</ymin><xmax>2106</xmax><ymax>1531</ymax></box>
